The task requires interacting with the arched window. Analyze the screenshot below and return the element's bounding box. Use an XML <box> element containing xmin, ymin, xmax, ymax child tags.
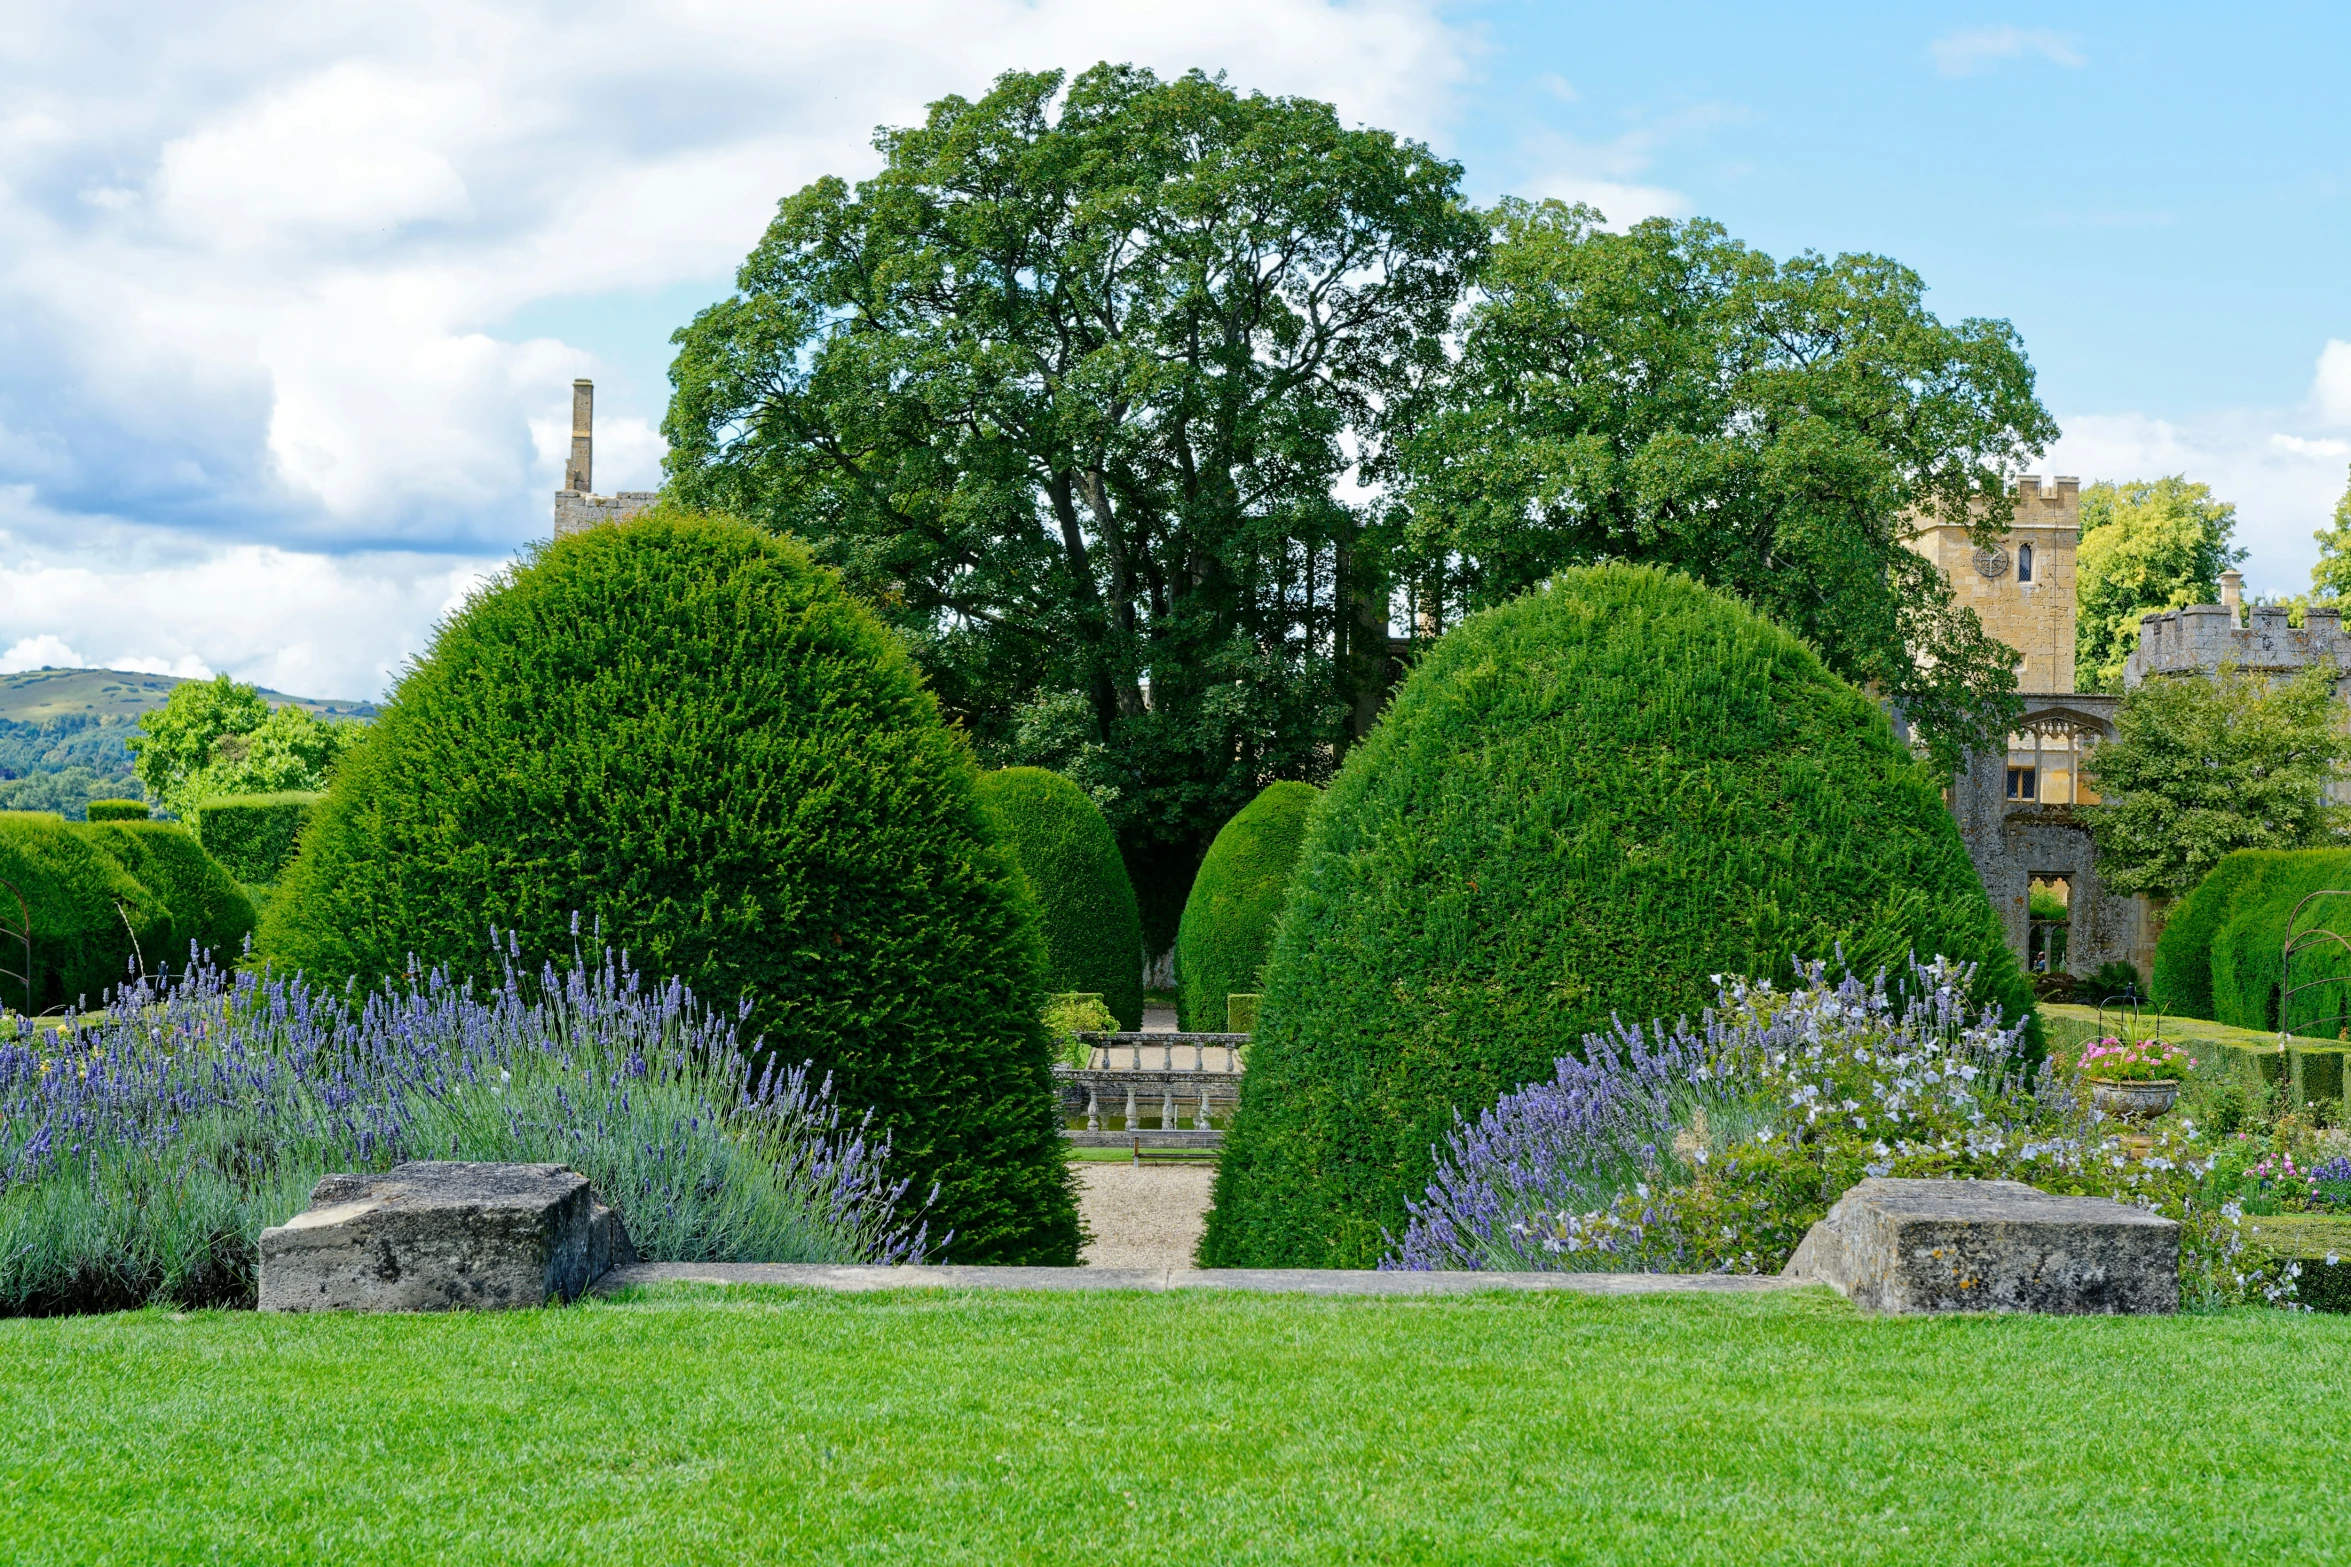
<box><xmin>2017</xmin><ymin>542</ymin><xmax>2034</xmax><ymax>583</ymax></box>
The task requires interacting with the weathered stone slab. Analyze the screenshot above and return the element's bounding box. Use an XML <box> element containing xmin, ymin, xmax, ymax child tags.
<box><xmin>258</xmin><ymin>1161</ymin><xmax>634</xmax><ymax>1313</ymax></box>
<box><xmin>1783</xmin><ymin>1177</ymin><xmax>2177</xmax><ymax>1315</ymax></box>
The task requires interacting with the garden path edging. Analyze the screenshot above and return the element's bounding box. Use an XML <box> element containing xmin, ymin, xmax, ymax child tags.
<box><xmin>594</xmin><ymin>1263</ymin><xmax>1821</xmax><ymax>1297</ymax></box>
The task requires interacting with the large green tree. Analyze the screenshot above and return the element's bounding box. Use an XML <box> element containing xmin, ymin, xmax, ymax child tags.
<box><xmin>2083</xmin><ymin>664</ymin><xmax>2351</xmax><ymax>899</ymax></box>
<box><xmin>1394</xmin><ymin>199</ymin><xmax>2056</xmax><ymax>763</ymax></box>
<box><xmin>127</xmin><ymin>675</ymin><xmax>359</xmax><ymax>819</ymax></box>
<box><xmin>2074</xmin><ymin>476</ymin><xmax>2245</xmax><ymax>691</ymax></box>
<box><xmin>663</xmin><ymin>65</ymin><xmax>1485</xmax><ymax>949</ymax></box>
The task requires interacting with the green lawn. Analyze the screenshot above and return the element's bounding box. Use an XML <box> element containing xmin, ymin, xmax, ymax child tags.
<box><xmin>6</xmin><ymin>1285</ymin><xmax>2350</xmax><ymax>1564</ymax></box>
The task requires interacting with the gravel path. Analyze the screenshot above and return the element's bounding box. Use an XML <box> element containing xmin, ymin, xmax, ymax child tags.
<box><xmin>1077</xmin><ymin>1163</ymin><xmax>1215</xmax><ymax>1270</ymax></box>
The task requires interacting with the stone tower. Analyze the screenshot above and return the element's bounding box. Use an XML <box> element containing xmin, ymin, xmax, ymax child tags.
<box><xmin>1904</xmin><ymin>476</ymin><xmax>2081</xmax><ymax>693</ymax></box>
<box><xmin>552</xmin><ymin>378</ymin><xmax>657</xmax><ymax>538</ymax></box>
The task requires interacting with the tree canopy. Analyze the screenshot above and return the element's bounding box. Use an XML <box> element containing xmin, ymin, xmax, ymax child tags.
<box><xmin>2074</xmin><ymin>477</ymin><xmax>2245</xmax><ymax>691</ymax></box>
<box><xmin>1393</xmin><ymin>199</ymin><xmax>2055</xmax><ymax>764</ymax></box>
<box><xmin>128</xmin><ymin>676</ymin><xmax>359</xmax><ymax>819</ymax></box>
<box><xmin>664</xmin><ymin>67</ymin><xmax>2062</xmax><ymax>929</ymax></box>
<box><xmin>2083</xmin><ymin>664</ymin><xmax>2351</xmax><ymax>899</ymax></box>
<box><xmin>664</xmin><ymin>64</ymin><xmax>1484</xmax><ymax>949</ymax></box>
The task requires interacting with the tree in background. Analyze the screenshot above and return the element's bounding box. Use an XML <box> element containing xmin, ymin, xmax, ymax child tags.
<box><xmin>128</xmin><ymin>676</ymin><xmax>359</xmax><ymax>819</ymax></box>
<box><xmin>1395</xmin><ymin>200</ymin><xmax>2055</xmax><ymax>766</ymax></box>
<box><xmin>2073</xmin><ymin>477</ymin><xmax>2245</xmax><ymax>691</ymax></box>
<box><xmin>2311</xmin><ymin>464</ymin><xmax>2351</xmax><ymax>601</ymax></box>
<box><xmin>2082</xmin><ymin>664</ymin><xmax>2351</xmax><ymax>899</ymax></box>
<box><xmin>663</xmin><ymin>64</ymin><xmax>1485</xmax><ymax>956</ymax></box>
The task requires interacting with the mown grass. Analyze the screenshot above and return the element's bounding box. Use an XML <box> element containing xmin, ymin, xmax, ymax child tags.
<box><xmin>3</xmin><ymin>1286</ymin><xmax>2349</xmax><ymax>1564</ymax></box>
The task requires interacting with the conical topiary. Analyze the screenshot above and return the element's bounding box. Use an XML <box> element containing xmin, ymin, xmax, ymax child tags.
<box><xmin>1200</xmin><ymin>563</ymin><xmax>2034</xmax><ymax>1268</ymax></box>
<box><xmin>974</xmin><ymin>767</ymin><xmax>1144</xmax><ymax>1031</ymax></box>
<box><xmin>257</xmin><ymin>509</ymin><xmax>1080</xmax><ymax>1263</ymax></box>
<box><xmin>1175</xmin><ymin>781</ymin><xmax>1318</xmax><ymax>1032</ymax></box>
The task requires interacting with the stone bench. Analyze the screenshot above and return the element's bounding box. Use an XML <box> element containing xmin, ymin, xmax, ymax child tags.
<box><xmin>258</xmin><ymin>1161</ymin><xmax>634</xmax><ymax>1313</ymax></box>
<box><xmin>1783</xmin><ymin>1177</ymin><xmax>2178</xmax><ymax>1315</ymax></box>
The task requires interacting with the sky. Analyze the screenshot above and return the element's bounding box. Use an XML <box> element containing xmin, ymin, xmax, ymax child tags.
<box><xmin>2</xmin><ymin>0</ymin><xmax>2345</xmax><ymax>700</ymax></box>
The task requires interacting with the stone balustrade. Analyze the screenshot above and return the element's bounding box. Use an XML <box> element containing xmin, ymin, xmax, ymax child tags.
<box><xmin>1054</xmin><ymin>1032</ymin><xmax>1247</xmax><ymax>1146</ymax></box>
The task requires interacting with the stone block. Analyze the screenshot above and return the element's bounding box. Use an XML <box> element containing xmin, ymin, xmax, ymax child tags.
<box><xmin>1783</xmin><ymin>1177</ymin><xmax>2177</xmax><ymax>1315</ymax></box>
<box><xmin>258</xmin><ymin>1161</ymin><xmax>634</xmax><ymax>1313</ymax></box>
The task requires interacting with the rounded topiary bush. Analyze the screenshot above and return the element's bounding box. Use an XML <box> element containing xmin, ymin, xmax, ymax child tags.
<box><xmin>2151</xmin><ymin>850</ymin><xmax>2286</xmax><ymax>1020</ymax></box>
<box><xmin>256</xmin><ymin>510</ymin><xmax>1079</xmax><ymax>1263</ymax></box>
<box><xmin>1199</xmin><ymin>564</ymin><xmax>2035</xmax><ymax>1269</ymax></box>
<box><xmin>973</xmin><ymin>768</ymin><xmax>1143</xmax><ymax>1031</ymax></box>
<box><xmin>72</xmin><ymin>822</ymin><xmax>255</xmax><ymax>971</ymax></box>
<box><xmin>0</xmin><ymin>813</ymin><xmax>169</xmax><ymax>1013</ymax></box>
<box><xmin>1175</xmin><ymin>781</ymin><xmax>1318</xmax><ymax>1032</ymax></box>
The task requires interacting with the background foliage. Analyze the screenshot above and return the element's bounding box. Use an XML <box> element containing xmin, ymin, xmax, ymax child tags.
<box><xmin>1394</xmin><ymin>198</ymin><xmax>2054</xmax><ymax>768</ymax></box>
<box><xmin>255</xmin><ymin>511</ymin><xmax>1079</xmax><ymax>1264</ymax></box>
<box><xmin>1200</xmin><ymin>564</ymin><xmax>2031</xmax><ymax>1269</ymax></box>
<box><xmin>974</xmin><ymin>767</ymin><xmax>1144</xmax><ymax>1030</ymax></box>
<box><xmin>128</xmin><ymin>676</ymin><xmax>359</xmax><ymax>820</ymax></box>
<box><xmin>2083</xmin><ymin>664</ymin><xmax>2351</xmax><ymax>900</ymax></box>
<box><xmin>1174</xmin><ymin>780</ymin><xmax>1318</xmax><ymax>1032</ymax></box>
<box><xmin>2073</xmin><ymin>477</ymin><xmax>2245</xmax><ymax>692</ymax></box>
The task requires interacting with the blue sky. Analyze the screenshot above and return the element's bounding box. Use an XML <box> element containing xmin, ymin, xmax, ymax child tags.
<box><xmin>2</xmin><ymin>1</ymin><xmax>2345</xmax><ymax>698</ymax></box>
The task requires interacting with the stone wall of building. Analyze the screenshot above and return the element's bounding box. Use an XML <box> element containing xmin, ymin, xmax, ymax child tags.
<box><xmin>553</xmin><ymin>490</ymin><xmax>658</xmax><ymax>538</ymax></box>
<box><xmin>2125</xmin><ymin>600</ymin><xmax>2351</xmax><ymax>696</ymax></box>
<box><xmin>1906</xmin><ymin>477</ymin><xmax>2081</xmax><ymax>694</ymax></box>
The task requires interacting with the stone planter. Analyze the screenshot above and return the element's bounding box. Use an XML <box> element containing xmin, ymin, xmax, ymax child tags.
<box><xmin>2087</xmin><ymin>1077</ymin><xmax>2179</xmax><ymax>1121</ymax></box>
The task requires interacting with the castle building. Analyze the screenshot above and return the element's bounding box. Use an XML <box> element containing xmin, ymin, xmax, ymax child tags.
<box><xmin>552</xmin><ymin>379</ymin><xmax>657</xmax><ymax>537</ymax></box>
<box><xmin>1909</xmin><ymin>477</ymin><xmax>2148</xmax><ymax>982</ymax></box>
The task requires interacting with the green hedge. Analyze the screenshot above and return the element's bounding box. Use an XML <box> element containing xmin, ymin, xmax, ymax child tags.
<box><xmin>71</xmin><ymin>822</ymin><xmax>255</xmax><ymax>971</ymax></box>
<box><xmin>255</xmin><ymin>510</ymin><xmax>1079</xmax><ymax>1264</ymax></box>
<box><xmin>974</xmin><ymin>768</ymin><xmax>1144</xmax><ymax>1030</ymax></box>
<box><xmin>1200</xmin><ymin>564</ymin><xmax>2034</xmax><ymax>1269</ymax></box>
<box><xmin>193</xmin><ymin>792</ymin><xmax>323</xmax><ymax>886</ymax></box>
<box><xmin>83</xmin><ymin>800</ymin><xmax>150</xmax><ymax>823</ymax></box>
<box><xmin>2151</xmin><ymin>852</ymin><xmax>2280</xmax><ymax>1019</ymax></box>
<box><xmin>0</xmin><ymin>813</ymin><xmax>170</xmax><ymax>1013</ymax></box>
<box><xmin>1174</xmin><ymin>781</ymin><xmax>1318</xmax><ymax>1032</ymax></box>
<box><xmin>2193</xmin><ymin>851</ymin><xmax>2351</xmax><ymax>1035</ymax></box>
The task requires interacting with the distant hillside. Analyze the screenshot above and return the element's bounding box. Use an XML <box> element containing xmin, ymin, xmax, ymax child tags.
<box><xmin>0</xmin><ymin>667</ymin><xmax>376</xmax><ymax>819</ymax></box>
<box><xmin>0</xmin><ymin>667</ymin><xmax>377</xmax><ymax>726</ymax></box>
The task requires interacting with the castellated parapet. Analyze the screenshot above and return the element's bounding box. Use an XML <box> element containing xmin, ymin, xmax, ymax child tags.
<box><xmin>552</xmin><ymin>378</ymin><xmax>658</xmax><ymax>538</ymax></box>
<box><xmin>2123</xmin><ymin>598</ymin><xmax>2351</xmax><ymax>697</ymax></box>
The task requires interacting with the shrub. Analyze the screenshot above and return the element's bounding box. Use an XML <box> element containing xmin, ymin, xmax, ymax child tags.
<box><xmin>0</xmin><ymin>951</ymin><xmax>932</xmax><ymax>1313</ymax></box>
<box><xmin>1174</xmin><ymin>781</ymin><xmax>1318</xmax><ymax>1032</ymax></box>
<box><xmin>1043</xmin><ymin>992</ymin><xmax>1117</xmax><ymax>1068</ymax></box>
<box><xmin>1201</xmin><ymin>564</ymin><xmax>2034</xmax><ymax>1269</ymax></box>
<box><xmin>2151</xmin><ymin>851</ymin><xmax>2282</xmax><ymax>1018</ymax></box>
<box><xmin>2203</xmin><ymin>850</ymin><xmax>2351</xmax><ymax>1034</ymax></box>
<box><xmin>256</xmin><ymin>510</ymin><xmax>1079</xmax><ymax>1263</ymax></box>
<box><xmin>974</xmin><ymin>768</ymin><xmax>1144</xmax><ymax>1030</ymax></box>
<box><xmin>71</xmin><ymin>822</ymin><xmax>256</xmax><ymax>971</ymax></box>
<box><xmin>193</xmin><ymin>792</ymin><xmax>322</xmax><ymax>885</ymax></box>
<box><xmin>83</xmin><ymin>800</ymin><xmax>149</xmax><ymax>823</ymax></box>
<box><xmin>0</xmin><ymin>813</ymin><xmax>168</xmax><ymax>1014</ymax></box>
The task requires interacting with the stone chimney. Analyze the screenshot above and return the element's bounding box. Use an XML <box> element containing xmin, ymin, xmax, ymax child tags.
<box><xmin>2220</xmin><ymin>568</ymin><xmax>2244</xmax><ymax>623</ymax></box>
<box><xmin>566</xmin><ymin>379</ymin><xmax>593</xmax><ymax>494</ymax></box>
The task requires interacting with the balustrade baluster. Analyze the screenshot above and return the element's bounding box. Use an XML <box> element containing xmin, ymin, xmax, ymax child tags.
<box><xmin>1086</xmin><ymin>1086</ymin><xmax>1101</xmax><ymax>1133</ymax></box>
<box><xmin>1123</xmin><ymin>1084</ymin><xmax>1139</xmax><ymax>1132</ymax></box>
<box><xmin>1160</xmin><ymin>1085</ymin><xmax>1178</xmax><ymax>1133</ymax></box>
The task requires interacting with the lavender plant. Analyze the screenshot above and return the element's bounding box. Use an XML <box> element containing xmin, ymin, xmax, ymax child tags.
<box><xmin>0</xmin><ymin>942</ymin><xmax>934</xmax><ymax>1314</ymax></box>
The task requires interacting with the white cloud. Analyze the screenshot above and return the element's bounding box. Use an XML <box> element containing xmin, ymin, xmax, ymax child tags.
<box><xmin>2044</xmin><ymin>343</ymin><xmax>2351</xmax><ymax>598</ymax></box>
<box><xmin>0</xmin><ymin>0</ymin><xmax>1469</xmax><ymax>691</ymax></box>
<box><xmin>0</xmin><ymin>634</ymin><xmax>85</xmax><ymax>674</ymax></box>
<box><xmin>1931</xmin><ymin>26</ymin><xmax>2085</xmax><ymax>77</ymax></box>
<box><xmin>1517</xmin><ymin>107</ymin><xmax>1741</xmax><ymax>225</ymax></box>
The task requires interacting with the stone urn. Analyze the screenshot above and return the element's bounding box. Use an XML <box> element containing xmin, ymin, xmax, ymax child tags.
<box><xmin>2087</xmin><ymin>1078</ymin><xmax>2179</xmax><ymax>1121</ymax></box>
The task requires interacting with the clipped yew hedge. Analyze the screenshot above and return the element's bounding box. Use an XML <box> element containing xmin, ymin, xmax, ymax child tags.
<box><xmin>1175</xmin><ymin>781</ymin><xmax>1318</xmax><ymax>1032</ymax></box>
<box><xmin>71</xmin><ymin>822</ymin><xmax>255</xmax><ymax>973</ymax></box>
<box><xmin>0</xmin><ymin>813</ymin><xmax>170</xmax><ymax>1013</ymax></box>
<box><xmin>2169</xmin><ymin>850</ymin><xmax>2351</xmax><ymax>1035</ymax></box>
<box><xmin>256</xmin><ymin>510</ymin><xmax>1080</xmax><ymax>1263</ymax></box>
<box><xmin>83</xmin><ymin>800</ymin><xmax>150</xmax><ymax>823</ymax></box>
<box><xmin>1200</xmin><ymin>564</ymin><xmax>2035</xmax><ymax>1269</ymax></box>
<box><xmin>974</xmin><ymin>767</ymin><xmax>1143</xmax><ymax>1031</ymax></box>
<box><xmin>193</xmin><ymin>793</ymin><xmax>323</xmax><ymax>886</ymax></box>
